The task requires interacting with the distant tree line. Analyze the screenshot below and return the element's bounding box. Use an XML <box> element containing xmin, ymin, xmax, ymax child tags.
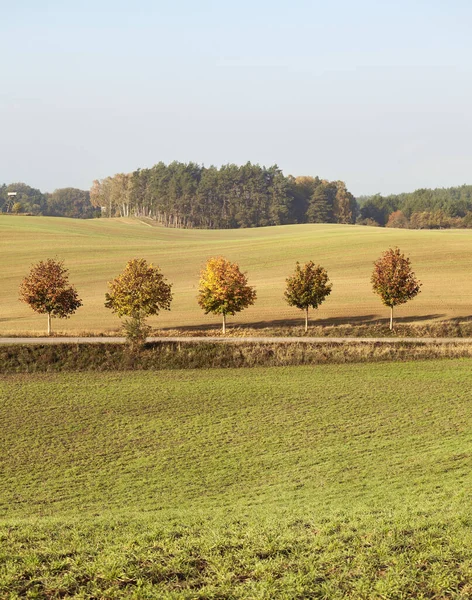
<box><xmin>358</xmin><ymin>185</ymin><xmax>472</xmax><ymax>229</ymax></box>
<box><xmin>0</xmin><ymin>183</ymin><xmax>99</xmax><ymax>218</ymax></box>
<box><xmin>5</xmin><ymin>168</ymin><xmax>472</xmax><ymax>230</ymax></box>
<box><xmin>90</xmin><ymin>162</ymin><xmax>358</xmax><ymax>228</ymax></box>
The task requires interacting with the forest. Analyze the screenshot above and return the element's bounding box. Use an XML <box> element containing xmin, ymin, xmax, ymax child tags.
<box><xmin>0</xmin><ymin>184</ymin><xmax>98</xmax><ymax>218</ymax></box>
<box><xmin>89</xmin><ymin>162</ymin><xmax>357</xmax><ymax>228</ymax></box>
<box><xmin>358</xmin><ymin>185</ymin><xmax>472</xmax><ymax>229</ymax></box>
<box><xmin>3</xmin><ymin>162</ymin><xmax>472</xmax><ymax>229</ymax></box>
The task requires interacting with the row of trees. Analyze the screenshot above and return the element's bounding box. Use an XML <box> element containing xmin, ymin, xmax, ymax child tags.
<box><xmin>90</xmin><ymin>162</ymin><xmax>358</xmax><ymax>228</ymax></box>
<box><xmin>0</xmin><ymin>184</ymin><xmax>98</xmax><ymax>218</ymax></box>
<box><xmin>359</xmin><ymin>185</ymin><xmax>472</xmax><ymax>229</ymax></box>
<box><xmin>19</xmin><ymin>249</ymin><xmax>421</xmax><ymax>339</ymax></box>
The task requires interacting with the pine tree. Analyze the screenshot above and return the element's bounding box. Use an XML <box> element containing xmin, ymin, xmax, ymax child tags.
<box><xmin>307</xmin><ymin>187</ymin><xmax>331</xmax><ymax>223</ymax></box>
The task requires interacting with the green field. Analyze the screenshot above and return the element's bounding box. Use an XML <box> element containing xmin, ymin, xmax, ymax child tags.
<box><xmin>2</xmin><ymin>361</ymin><xmax>472</xmax><ymax>597</ymax></box>
<box><xmin>1</xmin><ymin>216</ymin><xmax>472</xmax><ymax>334</ymax></box>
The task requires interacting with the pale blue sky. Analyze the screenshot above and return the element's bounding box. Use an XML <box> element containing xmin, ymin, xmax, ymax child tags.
<box><xmin>2</xmin><ymin>0</ymin><xmax>472</xmax><ymax>195</ymax></box>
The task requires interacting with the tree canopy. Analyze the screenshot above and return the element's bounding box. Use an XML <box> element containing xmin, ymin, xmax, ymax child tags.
<box><xmin>371</xmin><ymin>248</ymin><xmax>421</xmax><ymax>329</ymax></box>
<box><xmin>5</xmin><ymin>169</ymin><xmax>472</xmax><ymax>230</ymax></box>
<box><xmin>359</xmin><ymin>185</ymin><xmax>472</xmax><ymax>229</ymax></box>
<box><xmin>284</xmin><ymin>262</ymin><xmax>332</xmax><ymax>331</ymax></box>
<box><xmin>0</xmin><ymin>184</ymin><xmax>96</xmax><ymax>218</ymax></box>
<box><xmin>19</xmin><ymin>259</ymin><xmax>82</xmax><ymax>335</ymax></box>
<box><xmin>90</xmin><ymin>163</ymin><xmax>357</xmax><ymax>228</ymax></box>
<box><xmin>105</xmin><ymin>258</ymin><xmax>173</xmax><ymax>344</ymax></box>
<box><xmin>197</xmin><ymin>257</ymin><xmax>257</xmax><ymax>333</ymax></box>
<box><xmin>105</xmin><ymin>258</ymin><xmax>173</xmax><ymax>319</ymax></box>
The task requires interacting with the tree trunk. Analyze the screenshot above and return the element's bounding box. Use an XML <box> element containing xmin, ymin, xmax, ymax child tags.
<box><xmin>305</xmin><ymin>307</ymin><xmax>309</xmax><ymax>333</ymax></box>
<box><xmin>222</xmin><ymin>313</ymin><xmax>226</xmax><ymax>334</ymax></box>
<box><xmin>390</xmin><ymin>306</ymin><xmax>393</xmax><ymax>330</ymax></box>
<box><xmin>47</xmin><ymin>313</ymin><xmax>52</xmax><ymax>336</ymax></box>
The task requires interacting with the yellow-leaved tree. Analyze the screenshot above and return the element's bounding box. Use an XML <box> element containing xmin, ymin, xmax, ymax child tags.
<box><xmin>197</xmin><ymin>257</ymin><xmax>256</xmax><ymax>333</ymax></box>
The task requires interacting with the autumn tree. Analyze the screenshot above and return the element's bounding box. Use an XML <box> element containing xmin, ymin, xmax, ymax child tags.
<box><xmin>105</xmin><ymin>258</ymin><xmax>173</xmax><ymax>345</ymax></box>
<box><xmin>284</xmin><ymin>261</ymin><xmax>332</xmax><ymax>332</ymax></box>
<box><xmin>197</xmin><ymin>257</ymin><xmax>256</xmax><ymax>333</ymax></box>
<box><xmin>371</xmin><ymin>247</ymin><xmax>421</xmax><ymax>330</ymax></box>
<box><xmin>386</xmin><ymin>210</ymin><xmax>409</xmax><ymax>229</ymax></box>
<box><xmin>19</xmin><ymin>259</ymin><xmax>82</xmax><ymax>335</ymax></box>
<box><xmin>333</xmin><ymin>181</ymin><xmax>357</xmax><ymax>224</ymax></box>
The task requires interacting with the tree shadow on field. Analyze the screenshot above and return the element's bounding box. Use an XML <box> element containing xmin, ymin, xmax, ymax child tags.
<box><xmin>312</xmin><ymin>313</ymin><xmax>446</xmax><ymax>327</ymax></box>
<box><xmin>161</xmin><ymin>313</ymin><xmax>450</xmax><ymax>332</ymax></box>
<box><xmin>245</xmin><ymin>313</ymin><xmax>447</xmax><ymax>328</ymax></box>
<box><xmin>448</xmin><ymin>315</ymin><xmax>472</xmax><ymax>323</ymax></box>
<box><xmin>243</xmin><ymin>315</ymin><xmax>380</xmax><ymax>328</ymax></box>
<box><xmin>0</xmin><ymin>316</ymin><xmax>28</xmax><ymax>323</ymax></box>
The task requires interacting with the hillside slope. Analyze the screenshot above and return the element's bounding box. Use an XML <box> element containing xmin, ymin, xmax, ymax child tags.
<box><xmin>1</xmin><ymin>216</ymin><xmax>471</xmax><ymax>333</ymax></box>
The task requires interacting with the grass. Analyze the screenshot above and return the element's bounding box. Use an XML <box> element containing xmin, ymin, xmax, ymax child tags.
<box><xmin>2</xmin><ymin>361</ymin><xmax>472</xmax><ymax>597</ymax></box>
<box><xmin>4</xmin><ymin>340</ymin><xmax>472</xmax><ymax>373</ymax></box>
<box><xmin>2</xmin><ymin>216</ymin><xmax>472</xmax><ymax>334</ymax></box>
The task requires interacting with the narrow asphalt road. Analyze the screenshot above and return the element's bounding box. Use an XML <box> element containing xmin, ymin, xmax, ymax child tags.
<box><xmin>1</xmin><ymin>336</ymin><xmax>472</xmax><ymax>345</ymax></box>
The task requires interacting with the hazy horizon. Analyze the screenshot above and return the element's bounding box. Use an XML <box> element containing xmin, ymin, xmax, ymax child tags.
<box><xmin>2</xmin><ymin>0</ymin><xmax>472</xmax><ymax>197</ymax></box>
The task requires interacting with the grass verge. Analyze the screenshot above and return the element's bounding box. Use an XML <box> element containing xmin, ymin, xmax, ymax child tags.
<box><xmin>2</xmin><ymin>340</ymin><xmax>472</xmax><ymax>372</ymax></box>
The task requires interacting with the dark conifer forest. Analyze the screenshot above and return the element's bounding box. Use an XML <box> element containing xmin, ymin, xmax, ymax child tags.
<box><xmin>89</xmin><ymin>162</ymin><xmax>357</xmax><ymax>228</ymax></box>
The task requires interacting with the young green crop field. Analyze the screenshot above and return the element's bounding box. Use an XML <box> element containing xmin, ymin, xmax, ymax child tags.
<box><xmin>1</xmin><ymin>215</ymin><xmax>472</xmax><ymax>334</ymax></box>
<box><xmin>1</xmin><ymin>360</ymin><xmax>472</xmax><ymax>598</ymax></box>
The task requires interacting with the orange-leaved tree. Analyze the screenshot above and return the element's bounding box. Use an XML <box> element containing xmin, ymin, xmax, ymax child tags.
<box><xmin>197</xmin><ymin>257</ymin><xmax>256</xmax><ymax>333</ymax></box>
<box><xmin>105</xmin><ymin>258</ymin><xmax>173</xmax><ymax>345</ymax></box>
<box><xmin>284</xmin><ymin>261</ymin><xmax>332</xmax><ymax>332</ymax></box>
<box><xmin>371</xmin><ymin>247</ymin><xmax>421</xmax><ymax>330</ymax></box>
<box><xmin>19</xmin><ymin>258</ymin><xmax>82</xmax><ymax>335</ymax></box>
<box><xmin>385</xmin><ymin>210</ymin><xmax>409</xmax><ymax>229</ymax></box>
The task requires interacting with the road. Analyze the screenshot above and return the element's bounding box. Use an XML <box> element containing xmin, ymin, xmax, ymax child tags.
<box><xmin>1</xmin><ymin>336</ymin><xmax>472</xmax><ymax>345</ymax></box>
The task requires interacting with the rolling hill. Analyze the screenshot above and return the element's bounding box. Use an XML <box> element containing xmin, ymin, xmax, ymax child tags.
<box><xmin>1</xmin><ymin>215</ymin><xmax>471</xmax><ymax>333</ymax></box>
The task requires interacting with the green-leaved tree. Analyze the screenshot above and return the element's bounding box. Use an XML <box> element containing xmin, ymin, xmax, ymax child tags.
<box><xmin>284</xmin><ymin>261</ymin><xmax>332</xmax><ymax>332</ymax></box>
<box><xmin>105</xmin><ymin>258</ymin><xmax>173</xmax><ymax>345</ymax></box>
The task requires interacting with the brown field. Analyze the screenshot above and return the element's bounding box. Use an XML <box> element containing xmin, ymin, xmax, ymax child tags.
<box><xmin>1</xmin><ymin>215</ymin><xmax>471</xmax><ymax>334</ymax></box>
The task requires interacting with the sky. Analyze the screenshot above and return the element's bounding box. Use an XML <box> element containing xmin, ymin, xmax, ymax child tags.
<box><xmin>1</xmin><ymin>0</ymin><xmax>472</xmax><ymax>196</ymax></box>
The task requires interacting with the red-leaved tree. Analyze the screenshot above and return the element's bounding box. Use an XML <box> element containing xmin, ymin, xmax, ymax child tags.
<box><xmin>371</xmin><ymin>247</ymin><xmax>421</xmax><ymax>330</ymax></box>
<box><xmin>19</xmin><ymin>259</ymin><xmax>82</xmax><ymax>335</ymax></box>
